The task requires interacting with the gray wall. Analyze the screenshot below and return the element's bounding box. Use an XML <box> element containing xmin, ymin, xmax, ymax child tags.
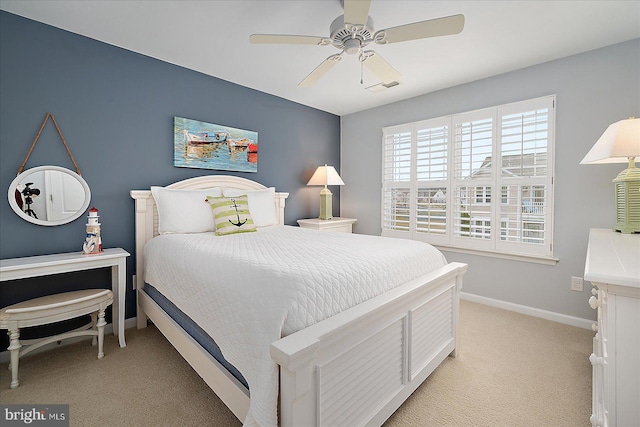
<box><xmin>0</xmin><ymin>12</ymin><xmax>340</xmax><ymax>321</ymax></box>
<box><xmin>341</xmin><ymin>39</ymin><xmax>640</xmax><ymax>321</ymax></box>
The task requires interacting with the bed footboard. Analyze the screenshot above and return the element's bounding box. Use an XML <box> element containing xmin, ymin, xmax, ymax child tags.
<box><xmin>271</xmin><ymin>262</ymin><xmax>466</xmax><ymax>427</ymax></box>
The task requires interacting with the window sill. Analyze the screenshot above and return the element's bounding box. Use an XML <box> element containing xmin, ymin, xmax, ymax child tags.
<box><xmin>432</xmin><ymin>244</ymin><xmax>559</xmax><ymax>265</ymax></box>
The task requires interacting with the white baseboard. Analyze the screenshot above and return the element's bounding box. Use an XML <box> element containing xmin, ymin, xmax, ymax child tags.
<box><xmin>461</xmin><ymin>292</ymin><xmax>594</xmax><ymax>330</ymax></box>
<box><xmin>0</xmin><ymin>317</ymin><xmax>138</xmax><ymax>364</ymax></box>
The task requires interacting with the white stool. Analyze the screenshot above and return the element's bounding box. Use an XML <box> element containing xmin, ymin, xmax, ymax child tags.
<box><xmin>0</xmin><ymin>289</ymin><xmax>114</xmax><ymax>389</ymax></box>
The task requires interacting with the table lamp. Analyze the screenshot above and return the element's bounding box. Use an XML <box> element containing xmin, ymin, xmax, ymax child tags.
<box><xmin>307</xmin><ymin>164</ymin><xmax>344</xmax><ymax>220</ymax></box>
<box><xmin>580</xmin><ymin>117</ymin><xmax>640</xmax><ymax>233</ymax></box>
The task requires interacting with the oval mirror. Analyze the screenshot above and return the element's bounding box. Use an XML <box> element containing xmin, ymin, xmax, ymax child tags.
<box><xmin>7</xmin><ymin>165</ymin><xmax>91</xmax><ymax>226</ymax></box>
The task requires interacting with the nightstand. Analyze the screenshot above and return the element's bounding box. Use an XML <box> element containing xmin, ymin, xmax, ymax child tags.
<box><xmin>297</xmin><ymin>217</ymin><xmax>357</xmax><ymax>233</ymax></box>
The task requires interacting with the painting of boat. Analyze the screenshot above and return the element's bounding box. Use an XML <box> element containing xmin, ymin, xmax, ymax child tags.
<box><xmin>227</xmin><ymin>138</ymin><xmax>251</xmax><ymax>151</ymax></box>
<box><xmin>185</xmin><ymin>130</ymin><xmax>228</xmax><ymax>145</ymax></box>
<box><xmin>174</xmin><ymin>116</ymin><xmax>258</xmax><ymax>173</ymax></box>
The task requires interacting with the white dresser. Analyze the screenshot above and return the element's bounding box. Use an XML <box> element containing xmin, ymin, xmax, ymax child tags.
<box><xmin>584</xmin><ymin>229</ymin><xmax>640</xmax><ymax>427</ymax></box>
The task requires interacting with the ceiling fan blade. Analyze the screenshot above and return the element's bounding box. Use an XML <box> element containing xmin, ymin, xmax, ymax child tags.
<box><xmin>343</xmin><ymin>0</ymin><xmax>371</xmax><ymax>26</ymax></box>
<box><xmin>360</xmin><ymin>50</ymin><xmax>400</xmax><ymax>83</ymax></box>
<box><xmin>299</xmin><ymin>54</ymin><xmax>343</xmax><ymax>87</ymax></box>
<box><xmin>250</xmin><ymin>34</ymin><xmax>330</xmax><ymax>45</ymax></box>
<box><xmin>374</xmin><ymin>14</ymin><xmax>465</xmax><ymax>44</ymax></box>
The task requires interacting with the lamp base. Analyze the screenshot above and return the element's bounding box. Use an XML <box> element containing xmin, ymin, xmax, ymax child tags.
<box><xmin>318</xmin><ymin>187</ymin><xmax>333</xmax><ymax>220</ymax></box>
<box><xmin>613</xmin><ymin>161</ymin><xmax>640</xmax><ymax>234</ymax></box>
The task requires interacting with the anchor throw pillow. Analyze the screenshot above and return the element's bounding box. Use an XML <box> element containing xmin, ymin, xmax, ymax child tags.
<box><xmin>207</xmin><ymin>195</ymin><xmax>257</xmax><ymax>236</ymax></box>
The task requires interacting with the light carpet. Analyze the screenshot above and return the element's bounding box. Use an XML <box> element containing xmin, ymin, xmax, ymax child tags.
<box><xmin>0</xmin><ymin>300</ymin><xmax>593</xmax><ymax>426</ymax></box>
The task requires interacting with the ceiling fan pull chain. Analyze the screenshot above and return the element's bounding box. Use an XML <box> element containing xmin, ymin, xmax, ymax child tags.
<box><xmin>360</xmin><ymin>56</ymin><xmax>363</xmax><ymax>84</ymax></box>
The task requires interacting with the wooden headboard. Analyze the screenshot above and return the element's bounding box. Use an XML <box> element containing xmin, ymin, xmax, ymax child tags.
<box><xmin>130</xmin><ymin>175</ymin><xmax>289</xmax><ymax>291</ymax></box>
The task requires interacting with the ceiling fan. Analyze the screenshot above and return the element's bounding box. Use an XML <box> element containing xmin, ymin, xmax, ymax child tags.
<box><xmin>249</xmin><ymin>0</ymin><xmax>464</xmax><ymax>88</ymax></box>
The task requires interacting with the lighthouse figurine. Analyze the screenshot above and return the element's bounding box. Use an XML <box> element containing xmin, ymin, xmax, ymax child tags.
<box><xmin>82</xmin><ymin>206</ymin><xmax>103</xmax><ymax>255</ymax></box>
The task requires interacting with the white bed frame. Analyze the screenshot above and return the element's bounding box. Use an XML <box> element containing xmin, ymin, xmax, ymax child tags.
<box><xmin>131</xmin><ymin>175</ymin><xmax>467</xmax><ymax>427</ymax></box>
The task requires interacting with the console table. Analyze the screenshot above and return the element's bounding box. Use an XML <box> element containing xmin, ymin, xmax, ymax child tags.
<box><xmin>0</xmin><ymin>248</ymin><xmax>130</xmax><ymax>348</ymax></box>
<box><xmin>585</xmin><ymin>229</ymin><xmax>640</xmax><ymax>427</ymax></box>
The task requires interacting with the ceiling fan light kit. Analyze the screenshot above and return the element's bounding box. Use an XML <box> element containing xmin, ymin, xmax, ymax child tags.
<box><xmin>366</xmin><ymin>80</ymin><xmax>400</xmax><ymax>93</ymax></box>
<box><xmin>250</xmin><ymin>0</ymin><xmax>464</xmax><ymax>88</ymax></box>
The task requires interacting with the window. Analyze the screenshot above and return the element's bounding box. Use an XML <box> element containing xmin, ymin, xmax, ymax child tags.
<box><xmin>501</xmin><ymin>186</ymin><xmax>510</xmax><ymax>204</ymax></box>
<box><xmin>382</xmin><ymin>96</ymin><xmax>555</xmax><ymax>260</ymax></box>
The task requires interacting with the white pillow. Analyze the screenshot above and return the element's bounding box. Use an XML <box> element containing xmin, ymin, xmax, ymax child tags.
<box><xmin>151</xmin><ymin>186</ymin><xmax>222</xmax><ymax>234</ymax></box>
<box><xmin>222</xmin><ymin>187</ymin><xmax>277</xmax><ymax>227</ymax></box>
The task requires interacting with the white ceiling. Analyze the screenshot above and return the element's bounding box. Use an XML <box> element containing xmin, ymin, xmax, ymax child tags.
<box><xmin>2</xmin><ymin>1</ymin><xmax>639</xmax><ymax>116</ymax></box>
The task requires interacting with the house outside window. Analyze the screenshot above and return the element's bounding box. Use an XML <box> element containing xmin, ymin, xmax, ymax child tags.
<box><xmin>382</xmin><ymin>95</ymin><xmax>555</xmax><ymax>261</ymax></box>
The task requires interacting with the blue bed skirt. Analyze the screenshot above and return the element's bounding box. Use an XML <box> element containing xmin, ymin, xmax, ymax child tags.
<box><xmin>144</xmin><ymin>283</ymin><xmax>249</xmax><ymax>389</ymax></box>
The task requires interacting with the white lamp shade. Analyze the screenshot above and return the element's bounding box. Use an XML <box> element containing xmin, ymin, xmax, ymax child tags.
<box><xmin>580</xmin><ymin>118</ymin><xmax>640</xmax><ymax>164</ymax></box>
<box><xmin>307</xmin><ymin>164</ymin><xmax>345</xmax><ymax>186</ymax></box>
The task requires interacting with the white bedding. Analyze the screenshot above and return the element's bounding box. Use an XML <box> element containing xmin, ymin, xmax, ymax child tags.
<box><xmin>143</xmin><ymin>225</ymin><xmax>447</xmax><ymax>426</ymax></box>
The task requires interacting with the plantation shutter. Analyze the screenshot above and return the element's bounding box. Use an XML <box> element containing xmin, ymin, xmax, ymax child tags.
<box><xmin>416</xmin><ymin>124</ymin><xmax>448</xmax><ymax>181</ymax></box>
<box><xmin>452</xmin><ymin>110</ymin><xmax>494</xmax><ymax>250</ymax></box>
<box><xmin>497</xmin><ymin>97</ymin><xmax>554</xmax><ymax>256</ymax></box>
<box><xmin>381</xmin><ymin>95</ymin><xmax>555</xmax><ymax>261</ymax></box>
<box><xmin>382</xmin><ymin>125</ymin><xmax>413</xmax><ymax>236</ymax></box>
<box><xmin>383</xmin><ymin>129</ymin><xmax>411</xmax><ymax>183</ymax></box>
<box><xmin>415</xmin><ymin>119</ymin><xmax>450</xmax><ymax>243</ymax></box>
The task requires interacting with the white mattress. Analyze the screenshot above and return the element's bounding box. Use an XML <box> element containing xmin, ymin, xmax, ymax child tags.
<box><xmin>144</xmin><ymin>225</ymin><xmax>447</xmax><ymax>426</ymax></box>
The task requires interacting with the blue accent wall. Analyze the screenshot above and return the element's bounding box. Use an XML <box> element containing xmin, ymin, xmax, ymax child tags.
<box><xmin>0</xmin><ymin>12</ymin><xmax>340</xmax><ymax>328</ymax></box>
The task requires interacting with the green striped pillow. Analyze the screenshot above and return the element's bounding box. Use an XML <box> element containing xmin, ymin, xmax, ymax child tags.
<box><xmin>206</xmin><ymin>195</ymin><xmax>257</xmax><ymax>236</ymax></box>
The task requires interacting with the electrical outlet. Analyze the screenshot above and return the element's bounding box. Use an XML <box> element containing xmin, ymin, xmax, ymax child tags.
<box><xmin>571</xmin><ymin>276</ymin><xmax>583</xmax><ymax>292</ymax></box>
<box><xmin>132</xmin><ymin>274</ymin><xmax>137</xmax><ymax>290</ymax></box>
